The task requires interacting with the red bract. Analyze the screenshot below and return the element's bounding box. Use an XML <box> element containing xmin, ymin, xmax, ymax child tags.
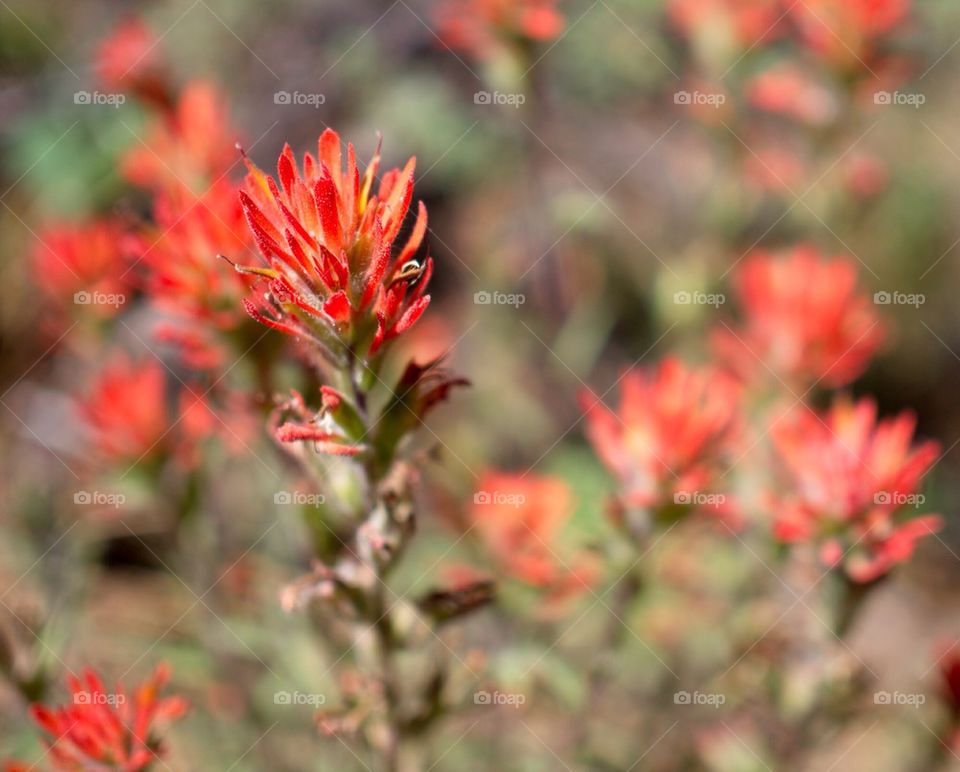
<box><xmin>33</xmin><ymin>221</ymin><xmax>130</xmax><ymax>321</ymax></box>
<box><xmin>121</xmin><ymin>81</ymin><xmax>238</xmax><ymax>192</ymax></box>
<box><xmin>436</xmin><ymin>0</ymin><xmax>564</xmax><ymax>58</ymax></box>
<box><xmin>235</xmin><ymin>129</ymin><xmax>431</xmax><ymax>361</ymax></box>
<box><xmin>711</xmin><ymin>246</ymin><xmax>885</xmax><ymax>390</ymax></box>
<box><xmin>668</xmin><ymin>0</ymin><xmax>783</xmax><ymax>48</ymax></box>
<box><xmin>138</xmin><ymin>180</ymin><xmax>253</xmax><ymax>368</ymax></box>
<box><xmin>580</xmin><ymin>357</ymin><xmax>741</xmax><ymax>514</ymax></box>
<box><xmin>771</xmin><ymin>397</ymin><xmax>940</xmax><ymax>582</ymax></box>
<box><xmin>271</xmin><ymin>385</ymin><xmax>365</xmax><ymax>457</ymax></box>
<box><xmin>469</xmin><ymin>472</ymin><xmax>596</xmax><ymax>599</ymax></box>
<box><xmin>790</xmin><ymin>0</ymin><xmax>910</xmax><ymax>67</ymax></box>
<box><xmin>78</xmin><ymin>354</ymin><xmax>212</xmax><ymax>467</ymax></box>
<box><xmin>95</xmin><ymin>18</ymin><xmax>171</xmax><ymax>107</ymax></box>
<box><xmin>26</xmin><ymin>663</ymin><xmax>187</xmax><ymax>771</ymax></box>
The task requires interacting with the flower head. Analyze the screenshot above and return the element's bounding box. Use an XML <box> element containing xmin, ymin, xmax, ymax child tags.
<box><xmin>580</xmin><ymin>357</ymin><xmax>741</xmax><ymax>515</ymax></box>
<box><xmin>25</xmin><ymin>663</ymin><xmax>187</xmax><ymax>771</ymax></box>
<box><xmin>436</xmin><ymin>0</ymin><xmax>564</xmax><ymax>59</ymax></box>
<box><xmin>469</xmin><ymin>472</ymin><xmax>596</xmax><ymax>599</ymax></box>
<box><xmin>138</xmin><ymin>180</ymin><xmax>254</xmax><ymax>368</ymax></box>
<box><xmin>711</xmin><ymin>246</ymin><xmax>885</xmax><ymax>389</ymax></box>
<box><xmin>121</xmin><ymin>81</ymin><xmax>238</xmax><ymax>192</ymax></box>
<box><xmin>32</xmin><ymin>220</ymin><xmax>131</xmax><ymax>321</ymax></box>
<box><xmin>95</xmin><ymin>18</ymin><xmax>171</xmax><ymax>107</ymax></box>
<box><xmin>78</xmin><ymin>354</ymin><xmax>213</xmax><ymax>468</ymax></box>
<box><xmin>235</xmin><ymin>129</ymin><xmax>431</xmax><ymax>361</ymax></box>
<box><xmin>771</xmin><ymin>397</ymin><xmax>940</xmax><ymax>582</ymax></box>
<box><xmin>746</xmin><ymin>63</ymin><xmax>836</xmax><ymax>125</ymax></box>
<box><xmin>790</xmin><ymin>0</ymin><xmax>910</xmax><ymax>68</ymax></box>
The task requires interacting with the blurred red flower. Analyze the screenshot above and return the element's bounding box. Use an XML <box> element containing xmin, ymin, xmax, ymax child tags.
<box><xmin>23</xmin><ymin>663</ymin><xmax>187</xmax><ymax>771</ymax></box>
<box><xmin>78</xmin><ymin>354</ymin><xmax>213</xmax><ymax>467</ymax></box>
<box><xmin>137</xmin><ymin>180</ymin><xmax>254</xmax><ymax>369</ymax></box>
<box><xmin>580</xmin><ymin>357</ymin><xmax>741</xmax><ymax>514</ymax></box>
<box><xmin>437</xmin><ymin>0</ymin><xmax>564</xmax><ymax>59</ymax></box>
<box><xmin>790</xmin><ymin>0</ymin><xmax>910</xmax><ymax>67</ymax></box>
<box><xmin>771</xmin><ymin>397</ymin><xmax>940</xmax><ymax>582</ymax></box>
<box><xmin>712</xmin><ymin>246</ymin><xmax>885</xmax><ymax>389</ymax></box>
<box><xmin>121</xmin><ymin>81</ymin><xmax>238</xmax><ymax>192</ymax></box>
<box><xmin>746</xmin><ymin>63</ymin><xmax>836</xmax><ymax>125</ymax></box>
<box><xmin>469</xmin><ymin>472</ymin><xmax>596</xmax><ymax>599</ymax></box>
<box><xmin>94</xmin><ymin>18</ymin><xmax>171</xmax><ymax>108</ymax></box>
<box><xmin>32</xmin><ymin>220</ymin><xmax>132</xmax><ymax>324</ymax></box>
<box><xmin>236</xmin><ymin>129</ymin><xmax>431</xmax><ymax>358</ymax></box>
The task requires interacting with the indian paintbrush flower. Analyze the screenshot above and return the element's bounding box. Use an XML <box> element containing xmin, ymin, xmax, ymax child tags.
<box><xmin>234</xmin><ymin>129</ymin><xmax>431</xmax><ymax>368</ymax></box>
<box><xmin>21</xmin><ymin>664</ymin><xmax>187</xmax><ymax>771</ymax></box>
<box><xmin>711</xmin><ymin>246</ymin><xmax>885</xmax><ymax>390</ymax></box>
<box><xmin>580</xmin><ymin>357</ymin><xmax>741</xmax><ymax>517</ymax></box>
<box><xmin>771</xmin><ymin>396</ymin><xmax>940</xmax><ymax>582</ymax></box>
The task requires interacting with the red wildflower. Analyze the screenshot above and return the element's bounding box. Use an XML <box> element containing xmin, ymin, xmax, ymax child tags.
<box><xmin>78</xmin><ymin>354</ymin><xmax>213</xmax><ymax>467</ymax></box>
<box><xmin>94</xmin><ymin>18</ymin><xmax>171</xmax><ymax>108</ymax></box>
<box><xmin>580</xmin><ymin>357</ymin><xmax>741</xmax><ymax>514</ymax></box>
<box><xmin>711</xmin><ymin>246</ymin><xmax>885</xmax><ymax>389</ymax></box>
<box><xmin>746</xmin><ymin>64</ymin><xmax>836</xmax><ymax>125</ymax></box>
<box><xmin>469</xmin><ymin>472</ymin><xmax>596</xmax><ymax>599</ymax></box>
<box><xmin>32</xmin><ymin>220</ymin><xmax>131</xmax><ymax>321</ymax></box>
<box><xmin>437</xmin><ymin>0</ymin><xmax>564</xmax><ymax>59</ymax></box>
<box><xmin>26</xmin><ymin>663</ymin><xmax>187</xmax><ymax>771</ymax></box>
<box><xmin>771</xmin><ymin>397</ymin><xmax>940</xmax><ymax>582</ymax></box>
<box><xmin>121</xmin><ymin>80</ymin><xmax>238</xmax><ymax>192</ymax></box>
<box><xmin>138</xmin><ymin>180</ymin><xmax>254</xmax><ymax>368</ymax></box>
<box><xmin>235</xmin><ymin>129</ymin><xmax>431</xmax><ymax>360</ymax></box>
<box><xmin>789</xmin><ymin>0</ymin><xmax>910</xmax><ymax>68</ymax></box>
<box><xmin>668</xmin><ymin>0</ymin><xmax>783</xmax><ymax>48</ymax></box>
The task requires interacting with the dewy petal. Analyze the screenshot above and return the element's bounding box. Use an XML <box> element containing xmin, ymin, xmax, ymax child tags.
<box><xmin>323</xmin><ymin>290</ymin><xmax>352</xmax><ymax>323</ymax></box>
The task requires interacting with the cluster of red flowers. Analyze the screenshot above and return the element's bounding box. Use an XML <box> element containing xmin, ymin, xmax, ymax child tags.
<box><xmin>668</xmin><ymin>0</ymin><xmax>910</xmax><ymax>66</ymax></box>
<box><xmin>435</xmin><ymin>0</ymin><xmax>565</xmax><ymax>59</ymax></box>
<box><xmin>580</xmin><ymin>245</ymin><xmax>939</xmax><ymax>582</ymax></box>
<box><xmin>671</xmin><ymin>0</ymin><xmax>911</xmax><ymax>201</ymax></box>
